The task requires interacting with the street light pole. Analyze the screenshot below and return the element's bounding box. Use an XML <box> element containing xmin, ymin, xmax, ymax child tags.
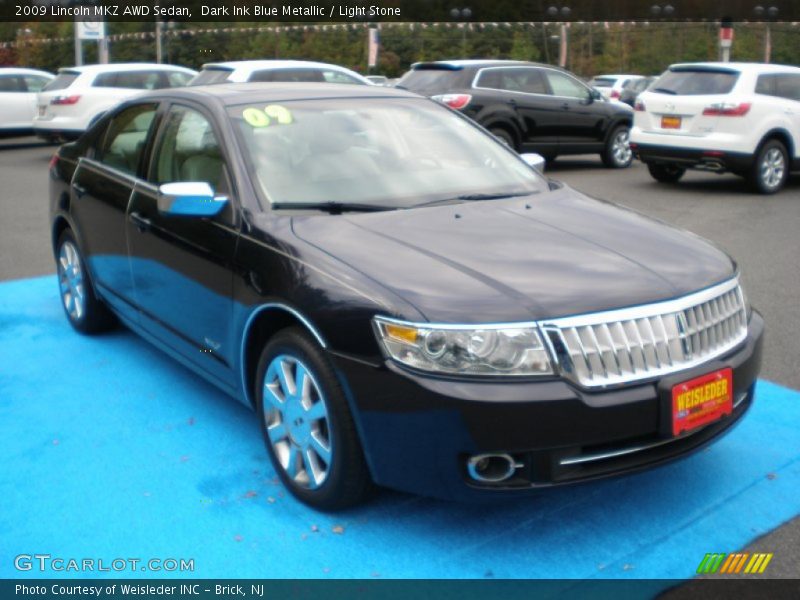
<box><xmin>546</xmin><ymin>5</ymin><xmax>571</xmax><ymax>68</ymax></box>
<box><xmin>754</xmin><ymin>5</ymin><xmax>779</xmax><ymax>63</ymax></box>
<box><xmin>450</xmin><ymin>8</ymin><xmax>472</xmax><ymax>56</ymax></box>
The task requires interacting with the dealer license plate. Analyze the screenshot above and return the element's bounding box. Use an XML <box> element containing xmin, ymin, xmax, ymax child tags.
<box><xmin>661</xmin><ymin>115</ymin><xmax>681</xmax><ymax>129</ymax></box>
<box><xmin>672</xmin><ymin>368</ymin><xmax>733</xmax><ymax>436</ymax></box>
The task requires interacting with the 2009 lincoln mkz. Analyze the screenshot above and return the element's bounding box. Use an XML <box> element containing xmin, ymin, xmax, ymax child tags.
<box><xmin>49</xmin><ymin>83</ymin><xmax>764</xmax><ymax>509</ymax></box>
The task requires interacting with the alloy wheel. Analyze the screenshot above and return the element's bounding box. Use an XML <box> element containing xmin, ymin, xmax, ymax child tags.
<box><xmin>612</xmin><ymin>129</ymin><xmax>632</xmax><ymax>166</ymax></box>
<box><xmin>262</xmin><ymin>354</ymin><xmax>333</xmax><ymax>489</ymax></box>
<box><xmin>58</xmin><ymin>241</ymin><xmax>85</xmax><ymax>322</ymax></box>
<box><xmin>760</xmin><ymin>147</ymin><xmax>785</xmax><ymax>190</ymax></box>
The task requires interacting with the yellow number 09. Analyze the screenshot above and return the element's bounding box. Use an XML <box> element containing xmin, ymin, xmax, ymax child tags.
<box><xmin>243</xmin><ymin>105</ymin><xmax>294</xmax><ymax>128</ymax></box>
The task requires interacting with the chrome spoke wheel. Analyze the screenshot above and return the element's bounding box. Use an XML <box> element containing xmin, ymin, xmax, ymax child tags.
<box><xmin>612</xmin><ymin>129</ymin><xmax>632</xmax><ymax>165</ymax></box>
<box><xmin>58</xmin><ymin>241</ymin><xmax>85</xmax><ymax>321</ymax></box>
<box><xmin>760</xmin><ymin>148</ymin><xmax>785</xmax><ymax>189</ymax></box>
<box><xmin>263</xmin><ymin>354</ymin><xmax>332</xmax><ymax>490</ymax></box>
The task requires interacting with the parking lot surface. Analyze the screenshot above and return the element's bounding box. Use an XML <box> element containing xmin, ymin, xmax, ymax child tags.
<box><xmin>0</xmin><ymin>138</ymin><xmax>800</xmax><ymax>577</ymax></box>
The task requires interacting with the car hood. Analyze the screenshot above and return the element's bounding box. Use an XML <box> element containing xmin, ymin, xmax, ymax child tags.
<box><xmin>291</xmin><ymin>185</ymin><xmax>735</xmax><ymax>323</ymax></box>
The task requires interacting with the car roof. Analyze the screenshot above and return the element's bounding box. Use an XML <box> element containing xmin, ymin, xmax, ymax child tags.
<box><xmin>592</xmin><ymin>74</ymin><xmax>643</xmax><ymax>79</ymax></box>
<box><xmin>411</xmin><ymin>59</ymin><xmax>546</xmax><ymax>70</ymax></box>
<box><xmin>0</xmin><ymin>67</ymin><xmax>54</xmax><ymax>77</ymax></box>
<box><xmin>58</xmin><ymin>63</ymin><xmax>195</xmax><ymax>74</ymax></box>
<box><xmin>668</xmin><ymin>62</ymin><xmax>800</xmax><ymax>73</ymax></box>
<box><xmin>140</xmin><ymin>82</ymin><xmax>421</xmax><ymax>106</ymax></box>
<box><xmin>202</xmin><ymin>60</ymin><xmax>357</xmax><ymax>71</ymax></box>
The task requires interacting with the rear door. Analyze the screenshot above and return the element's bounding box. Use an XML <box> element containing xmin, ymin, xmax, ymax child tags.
<box><xmin>0</xmin><ymin>74</ymin><xmax>31</xmax><ymax>129</ymax></box>
<box><xmin>637</xmin><ymin>67</ymin><xmax>741</xmax><ymax>138</ymax></box>
<box><xmin>69</xmin><ymin>102</ymin><xmax>160</xmax><ymax>319</ymax></box>
<box><xmin>127</xmin><ymin>102</ymin><xmax>239</xmax><ymax>387</ymax></box>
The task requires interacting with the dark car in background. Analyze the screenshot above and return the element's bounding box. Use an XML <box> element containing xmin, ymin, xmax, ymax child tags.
<box><xmin>49</xmin><ymin>83</ymin><xmax>762</xmax><ymax>510</ymax></box>
<box><xmin>397</xmin><ymin>59</ymin><xmax>635</xmax><ymax>167</ymax></box>
<box><xmin>619</xmin><ymin>76</ymin><xmax>657</xmax><ymax>107</ymax></box>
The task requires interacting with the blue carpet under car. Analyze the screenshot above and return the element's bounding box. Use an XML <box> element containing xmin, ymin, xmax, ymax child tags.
<box><xmin>1</xmin><ymin>275</ymin><xmax>799</xmax><ymax>582</ymax></box>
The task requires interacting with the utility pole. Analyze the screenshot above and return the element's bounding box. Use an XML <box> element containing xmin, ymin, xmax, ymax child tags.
<box><xmin>155</xmin><ymin>19</ymin><xmax>164</xmax><ymax>63</ymax></box>
<box><xmin>74</xmin><ymin>22</ymin><xmax>83</xmax><ymax>66</ymax></box>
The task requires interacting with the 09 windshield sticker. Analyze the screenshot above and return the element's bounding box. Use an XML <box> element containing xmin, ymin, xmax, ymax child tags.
<box><xmin>242</xmin><ymin>105</ymin><xmax>294</xmax><ymax>128</ymax></box>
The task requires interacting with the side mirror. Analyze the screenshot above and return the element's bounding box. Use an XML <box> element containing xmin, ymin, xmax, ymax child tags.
<box><xmin>520</xmin><ymin>153</ymin><xmax>546</xmax><ymax>174</ymax></box>
<box><xmin>157</xmin><ymin>182</ymin><xmax>227</xmax><ymax>217</ymax></box>
<box><xmin>590</xmin><ymin>88</ymin><xmax>603</xmax><ymax>102</ymax></box>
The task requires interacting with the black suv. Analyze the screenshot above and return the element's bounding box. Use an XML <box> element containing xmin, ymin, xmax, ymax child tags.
<box><xmin>398</xmin><ymin>60</ymin><xmax>634</xmax><ymax>167</ymax></box>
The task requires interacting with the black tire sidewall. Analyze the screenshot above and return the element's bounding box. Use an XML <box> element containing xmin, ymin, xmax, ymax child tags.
<box><xmin>254</xmin><ymin>328</ymin><xmax>369</xmax><ymax>510</ymax></box>
<box><xmin>647</xmin><ymin>163</ymin><xmax>685</xmax><ymax>183</ymax></box>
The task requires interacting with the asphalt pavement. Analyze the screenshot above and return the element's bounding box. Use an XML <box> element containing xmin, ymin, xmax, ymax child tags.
<box><xmin>0</xmin><ymin>136</ymin><xmax>797</xmax><ymax>581</ymax></box>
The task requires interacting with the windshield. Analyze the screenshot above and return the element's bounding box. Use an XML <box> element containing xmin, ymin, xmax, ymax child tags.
<box><xmin>43</xmin><ymin>71</ymin><xmax>79</xmax><ymax>92</ymax></box>
<box><xmin>651</xmin><ymin>69</ymin><xmax>739</xmax><ymax>95</ymax></box>
<box><xmin>589</xmin><ymin>77</ymin><xmax>615</xmax><ymax>88</ymax></box>
<box><xmin>230</xmin><ymin>97</ymin><xmax>545</xmax><ymax>210</ymax></box>
<box><xmin>189</xmin><ymin>67</ymin><xmax>233</xmax><ymax>86</ymax></box>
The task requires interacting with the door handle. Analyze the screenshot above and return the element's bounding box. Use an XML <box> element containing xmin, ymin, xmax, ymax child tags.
<box><xmin>561</xmin><ymin>102</ymin><xmax>570</xmax><ymax>110</ymax></box>
<box><xmin>72</xmin><ymin>183</ymin><xmax>87</xmax><ymax>198</ymax></box>
<box><xmin>129</xmin><ymin>211</ymin><xmax>152</xmax><ymax>233</ymax></box>
<box><xmin>508</xmin><ymin>98</ymin><xmax>517</xmax><ymax>107</ymax></box>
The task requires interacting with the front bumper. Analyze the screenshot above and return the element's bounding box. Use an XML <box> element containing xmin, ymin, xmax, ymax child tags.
<box><xmin>334</xmin><ymin>311</ymin><xmax>764</xmax><ymax>501</ymax></box>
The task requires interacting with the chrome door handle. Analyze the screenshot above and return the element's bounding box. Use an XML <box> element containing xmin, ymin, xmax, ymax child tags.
<box><xmin>72</xmin><ymin>183</ymin><xmax>87</xmax><ymax>197</ymax></box>
<box><xmin>129</xmin><ymin>211</ymin><xmax>152</xmax><ymax>232</ymax></box>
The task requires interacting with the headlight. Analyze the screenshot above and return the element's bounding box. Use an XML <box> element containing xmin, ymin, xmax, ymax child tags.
<box><xmin>373</xmin><ymin>317</ymin><xmax>553</xmax><ymax>376</ymax></box>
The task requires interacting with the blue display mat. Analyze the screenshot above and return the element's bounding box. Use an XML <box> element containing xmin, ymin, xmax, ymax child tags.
<box><xmin>1</xmin><ymin>276</ymin><xmax>798</xmax><ymax>581</ymax></box>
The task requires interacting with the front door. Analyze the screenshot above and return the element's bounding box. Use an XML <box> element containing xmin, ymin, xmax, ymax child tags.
<box><xmin>542</xmin><ymin>69</ymin><xmax>608</xmax><ymax>150</ymax></box>
<box><xmin>126</xmin><ymin>102</ymin><xmax>239</xmax><ymax>387</ymax></box>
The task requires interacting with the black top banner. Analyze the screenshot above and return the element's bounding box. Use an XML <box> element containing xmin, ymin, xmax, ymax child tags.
<box><xmin>2</xmin><ymin>0</ymin><xmax>800</xmax><ymax>23</ymax></box>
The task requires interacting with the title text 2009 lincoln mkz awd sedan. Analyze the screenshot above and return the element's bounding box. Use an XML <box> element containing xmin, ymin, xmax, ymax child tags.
<box><xmin>49</xmin><ymin>83</ymin><xmax>763</xmax><ymax>510</ymax></box>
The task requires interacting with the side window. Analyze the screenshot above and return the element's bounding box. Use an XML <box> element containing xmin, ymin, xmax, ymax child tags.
<box><xmin>166</xmin><ymin>71</ymin><xmax>192</xmax><ymax>88</ymax></box>
<box><xmin>92</xmin><ymin>72</ymin><xmax>117</xmax><ymax>87</ymax></box>
<box><xmin>322</xmin><ymin>70</ymin><xmax>362</xmax><ymax>85</ymax></box>
<box><xmin>24</xmin><ymin>76</ymin><xmax>50</xmax><ymax>93</ymax></box>
<box><xmin>0</xmin><ymin>76</ymin><xmax>25</xmax><ymax>92</ymax></box>
<box><xmin>755</xmin><ymin>74</ymin><xmax>776</xmax><ymax>96</ymax></box>
<box><xmin>151</xmin><ymin>105</ymin><xmax>229</xmax><ymax>195</ymax></box>
<box><xmin>544</xmin><ymin>70</ymin><xmax>590</xmax><ymax>99</ymax></box>
<box><xmin>98</xmin><ymin>103</ymin><xmax>158</xmax><ymax>176</ymax></box>
<box><xmin>775</xmin><ymin>74</ymin><xmax>800</xmax><ymax>102</ymax></box>
<box><xmin>476</xmin><ymin>69</ymin><xmax>502</xmax><ymax>90</ymax></box>
<box><xmin>476</xmin><ymin>68</ymin><xmax>547</xmax><ymax>95</ymax></box>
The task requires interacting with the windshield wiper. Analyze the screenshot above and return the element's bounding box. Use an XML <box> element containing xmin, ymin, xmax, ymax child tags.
<box><xmin>651</xmin><ymin>87</ymin><xmax>678</xmax><ymax>95</ymax></box>
<box><xmin>413</xmin><ymin>190</ymin><xmax>537</xmax><ymax>208</ymax></box>
<box><xmin>270</xmin><ymin>202</ymin><xmax>393</xmax><ymax>214</ymax></box>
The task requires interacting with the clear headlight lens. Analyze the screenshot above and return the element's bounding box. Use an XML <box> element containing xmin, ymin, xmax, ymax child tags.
<box><xmin>373</xmin><ymin>317</ymin><xmax>553</xmax><ymax>376</ymax></box>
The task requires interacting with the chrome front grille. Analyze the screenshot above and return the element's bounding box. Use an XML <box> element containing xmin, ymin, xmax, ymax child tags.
<box><xmin>541</xmin><ymin>279</ymin><xmax>748</xmax><ymax>388</ymax></box>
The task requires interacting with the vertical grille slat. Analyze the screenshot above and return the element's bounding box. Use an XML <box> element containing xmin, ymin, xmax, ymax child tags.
<box><xmin>545</xmin><ymin>281</ymin><xmax>748</xmax><ymax>388</ymax></box>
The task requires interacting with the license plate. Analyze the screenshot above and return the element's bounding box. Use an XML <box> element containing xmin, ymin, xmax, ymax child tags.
<box><xmin>672</xmin><ymin>368</ymin><xmax>733</xmax><ymax>436</ymax></box>
<box><xmin>661</xmin><ymin>115</ymin><xmax>681</xmax><ymax>129</ymax></box>
<box><xmin>38</xmin><ymin>106</ymin><xmax>47</xmax><ymax>117</ymax></box>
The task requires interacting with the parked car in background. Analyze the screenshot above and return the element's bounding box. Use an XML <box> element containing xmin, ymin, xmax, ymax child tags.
<box><xmin>631</xmin><ymin>62</ymin><xmax>800</xmax><ymax>194</ymax></box>
<box><xmin>49</xmin><ymin>82</ymin><xmax>762</xmax><ymax>509</ymax></box>
<box><xmin>33</xmin><ymin>63</ymin><xmax>196</xmax><ymax>140</ymax></box>
<box><xmin>189</xmin><ymin>60</ymin><xmax>371</xmax><ymax>86</ymax></box>
<box><xmin>619</xmin><ymin>76</ymin><xmax>656</xmax><ymax>107</ymax></box>
<box><xmin>0</xmin><ymin>68</ymin><xmax>54</xmax><ymax>136</ymax></box>
<box><xmin>398</xmin><ymin>60</ymin><xmax>634</xmax><ymax>167</ymax></box>
<box><xmin>589</xmin><ymin>74</ymin><xmax>645</xmax><ymax>101</ymax></box>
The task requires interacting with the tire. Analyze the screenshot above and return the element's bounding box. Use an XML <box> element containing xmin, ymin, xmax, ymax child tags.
<box><xmin>255</xmin><ymin>327</ymin><xmax>371</xmax><ymax>511</ymax></box>
<box><xmin>601</xmin><ymin>125</ymin><xmax>633</xmax><ymax>168</ymax></box>
<box><xmin>540</xmin><ymin>153</ymin><xmax>558</xmax><ymax>164</ymax></box>
<box><xmin>489</xmin><ymin>127</ymin><xmax>518</xmax><ymax>152</ymax></box>
<box><xmin>55</xmin><ymin>229</ymin><xmax>116</xmax><ymax>334</ymax></box>
<box><xmin>748</xmin><ymin>139</ymin><xmax>788</xmax><ymax>194</ymax></box>
<box><xmin>647</xmin><ymin>163</ymin><xmax>686</xmax><ymax>183</ymax></box>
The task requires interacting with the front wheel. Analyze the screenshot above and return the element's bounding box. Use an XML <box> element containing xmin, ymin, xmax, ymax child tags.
<box><xmin>647</xmin><ymin>163</ymin><xmax>686</xmax><ymax>183</ymax></box>
<box><xmin>56</xmin><ymin>229</ymin><xmax>116</xmax><ymax>334</ymax></box>
<box><xmin>748</xmin><ymin>139</ymin><xmax>788</xmax><ymax>194</ymax></box>
<box><xmin>601</xmin><ymin>126</ymin><xmax>633</xmax><ymax>168</ymax></box>
<box><xmin>255</xmin><ymin>328</ymin><xmax>371</xmax><ymax>511</ymax></box>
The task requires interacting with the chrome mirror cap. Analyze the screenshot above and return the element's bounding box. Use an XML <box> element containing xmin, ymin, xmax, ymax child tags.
<box><xmin>520</xmin><ymin>153</ymin><xmax>546</xmax><ymax>174</ymax></box>
<box><xmin>157</xmin><ymin>182</ymin><xmax>227</xmax><ymax>217</ymax></box>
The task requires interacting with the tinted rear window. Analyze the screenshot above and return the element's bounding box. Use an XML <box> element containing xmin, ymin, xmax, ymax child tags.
<box><xmin>651</xmin><ymin>69</ymin><xmax>739</xmax><ymax>95</ymax></box>
<box><xmin>43</xmin><ymin>72</ymin><xmax>79</xmax><ymax>92</ymax></box>
<box><xmin>189</xmin><ymin>68</ymin><xmax>233</xmax><ymax>86</ymax></box>
<box><xmin>249</xmin><ymin>69</ymin><xmax>326</xmax><ymax>83</ymax></box>
<box><xmin>589</xmin><ymin>78</ymin><xmax>615</xmax><ymax>88</ymax></box>
<box><xmin>397</xmin><ymin>68</ymin><xmax>464</xmax><ymax>93</ymax></box>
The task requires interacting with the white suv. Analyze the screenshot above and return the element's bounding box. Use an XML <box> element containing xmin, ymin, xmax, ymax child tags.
<box><xmin>631</xmin><ymin>62</ymin><xmax>800</xmax><ymax>194</ymax></box>
<box><xmin>189</xmin><ymin>60</ymin><xmax>371</xmax><ymax>86</ymax></box>
<box><xmin>33</xmin><ymin>63</ymin><xmax>196</xmax><ymax>140</ymax></box>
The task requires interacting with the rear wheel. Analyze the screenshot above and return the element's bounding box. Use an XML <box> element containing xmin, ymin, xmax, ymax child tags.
<box><xmin>601</xmin><ymin>125</ymin><xmax>633</xmax><ymax>168</ymax></box>
<box><xmin>56</xmin><ymin>229</ymin><xmax>116</xmax><ymax>334</ymax></box>
<box><xmin>748</xmin><ymin>139</ymin><xmax>788</xmax><ymax>194</ymax></box>
<box><xmin>489</xmin><ymin>127</ymin><xmax>518</xmax><ymax>152</ymax></box>
<box><xmin>647</xmin><ymin>163</ymin><xmax>686</xmax><ymax>183</ymax></box>
<box><xmin>255</xmin><ymin>328</ymin><xmax>371</xmax><ymax>511</ymax></box>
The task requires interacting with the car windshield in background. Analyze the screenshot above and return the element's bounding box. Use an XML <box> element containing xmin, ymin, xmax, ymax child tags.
<box><xmin>589</xmin><ymin>78</ymin><xmax>615</xmax><ymax>88</ymax></box>
<box><xmin>42</xmin><ymin>72</ymin><xmax>79</xmax><ymax>92</ymax></box>
<box><xmin>230</xmin><ymin>97</ymin><xmax>544</xmax><ymax>210</ymax></box>
<box><xmin>651</xmin><ymin>69</ymin><xmax>739</xmax><ymax>95</ymax></box>
<box><xmin>189</xmin><ymin>68</ymin><xmax>234</xmax><ymax>86</ymax></box>
<box><xmin>397</xmin><ymin>68</ymin><xmax>462</xmax><ymax>93</ymax></box>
